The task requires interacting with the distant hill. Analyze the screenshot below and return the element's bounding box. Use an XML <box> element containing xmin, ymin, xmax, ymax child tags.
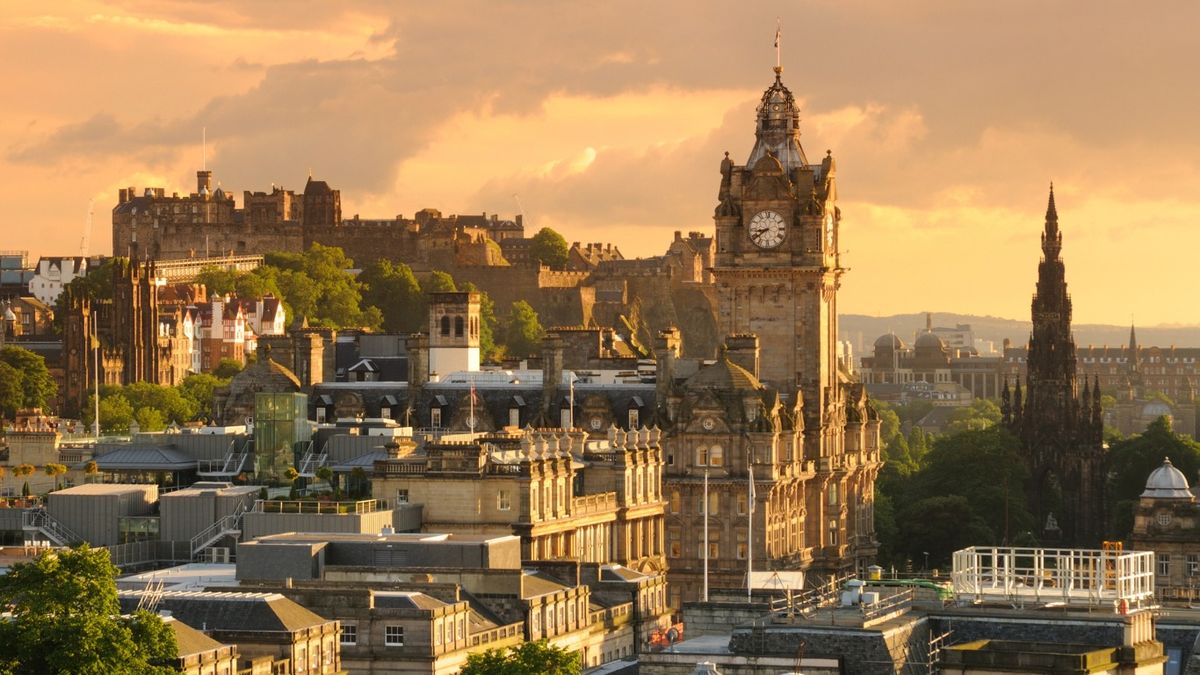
<box><xmin>839</xmin><ymin>312</ymin><xmax>1200</xmax><ymax>354</ymax></box>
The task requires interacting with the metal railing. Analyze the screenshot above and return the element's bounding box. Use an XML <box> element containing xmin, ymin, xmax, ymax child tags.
<box><xmin>22</xmin><ymin>508</ymin><xmax>83</xmax><ymax>547</ymax></box>
<box><xmin>297</xmin><ymin>450</ymin><xmax>329</xmax><ymax>477</ymax></box>
<box><xmin>952</xmin><ymin>546</ymin><xmax>1155</xmax><ymax>607</ymax></box>
<box><xmin>861</xmin><ymin>588</ymin><xmax>914</xmax><ymax>623</ymax></box>
<box><xmin>190</xmin><ymin>502</ymin><xmax>248</xmax><ymax>558</ymax></box>
<box><xmin>253</xmin><ymin>498</ymin><xmax>389</xmax><ymax>515</ymax></box>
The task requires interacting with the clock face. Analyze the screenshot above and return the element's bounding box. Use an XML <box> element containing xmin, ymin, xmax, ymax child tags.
<box><xmin>702</xmin><ymin>417</ymin><xmax>716</xmax><ymax>431</ymax></box>
<box><xmin>749</xmin><ymin>210</ymin><xmax>786</xmax><ymax>249</ymax></box>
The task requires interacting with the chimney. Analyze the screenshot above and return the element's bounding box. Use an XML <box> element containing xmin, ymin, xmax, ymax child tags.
<box><xmin>654</xmin><ymin>328</ymin><xmax>681</xmax><ymax>403</ymax></box>
<box><xmin>541</xmin><ymin>332</ymin><xmax>564</xmax><ymax>420</ymax></box>
<box><xmin>406</xmin><ymin>334</ymin><xmax>429</xmax><ymax>398</ymax></box>
<box><xmin>724</xmin><ymin>334</ymin><xmax>760</xmax><ymax>379</ymax></box>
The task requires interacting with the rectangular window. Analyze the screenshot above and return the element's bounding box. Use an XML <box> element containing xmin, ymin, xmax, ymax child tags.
<box><xmin>1159</xmin><ymin>554</ymin><xmax>1171</xmax><ymax>578</ymax></box>
<box><xmin>430</xmin><ymin>408</ymin><xmax>442</xmax><ymax>428</ymax></box>
<box><xmin>396</xmin><ymin>489</ymin><xmax>409</xmax><ymax>504</ymax></box>
<box><xmin>509</xmin><ymin>408</ymin><xmax>521</xmax><ymax>427</ymax></box>
<box><xmin>1188</xmin><ymin>554</ymin><xmax>1199</xmax><ymax>576</ymax></box>
<box><xmin>497</xmin><ymin>490</ymin><xmax>511</xmax><ymax>511</ymax></box>
<box><xmin>628</xmin><ymin>409</ymin><xmax>639</xmax><ymax>429</ymax></box>
<box><xmin>340</xmin><ymin>624</ymin><xmax>357</xmax><ymax>645</ymax></box>
<box><xmin>737</xmin><ymin>534</ymin><xmax>748</xmax><ymax>560</ymax></box>
<box><xmin>737</xmin><ymin>494</ymin><xmax>748</xmax><ymax>516</ymax></box>
<box><xmin>829</xmin><ymin>483</ymin><xmax>839</xmax><ymax>506</ymax></box>
<box><xmin>381</xmin><ymin>406</ymin><xmax>391</xmax><ymax>419</ymax></box>
<box><xmin>695</xmin><ymin>446</ymin><xmax>708</xmax><ymax>466</ymax></box>
<box><xmin>385</xmin><ymin>625</ymin><xmax>405</xmax><ymax>646</ymax></box>
<box><xmin>669</xmin><ymin>540</ymin><xmax>681</xmax><ymax>558</ymax></box>
<box><xmin>669</xmin><ymin>490</ymin><xmax>681</xmax><ymax>514</ymax></box>
<box><xmin>434</xmin><ymin>621</ymin><xmax>442</xmax><ymax>645</ymax></box>
<box><xmin>315</xmin><ymin>407</ymin><xmax>326</xmax><ymax>424</ymax></box>
<box><xmin>709</xmin><ymin>492</ymin><xmax>720</xmax><ymax>515</ymax></box>
<box><xmin>709</xmin><ymin>445</ymin><xmax>724</xmax><ymax>467</ymax></box>
<box><xmin>829</xmin><ymin>519</ymin><xmax>839</xmax><ymax>547</ymax></box>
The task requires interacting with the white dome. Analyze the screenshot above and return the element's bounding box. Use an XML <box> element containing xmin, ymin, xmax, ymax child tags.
<box><xmin>1142</xmin><ymin>458</ymin><xmax>1194</xmax><ymax>500</ymax></box>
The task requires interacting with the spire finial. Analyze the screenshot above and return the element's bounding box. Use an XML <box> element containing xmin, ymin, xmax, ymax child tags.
<box><xmin>774</xmin><ymin>17</ymin><xmax>782</xmax><ymax>72</ymax></box>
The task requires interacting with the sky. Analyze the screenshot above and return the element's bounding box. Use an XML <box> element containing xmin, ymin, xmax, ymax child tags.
<box><xmin>1</xmin><ymin>1</ymin><xmax>1198</xmax><ymax>326</ymax></box>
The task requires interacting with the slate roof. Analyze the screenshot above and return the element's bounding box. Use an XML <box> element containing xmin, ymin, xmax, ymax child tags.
<box><xmin>521</xmin><ymin>570</ymin><xmax>570</xmax><ymax>599</ymax></box>
<box><xmin>118</xmin><ymin>590</ymin><xmax>332</xmax><ymax>636</ymax></box>
<box><xmin>685</xmin><ymin>357</ymin><xmax>762</xmax><ymax>392</ymax></box>
<box><xmin>89</xmin><ymin>445</ymin><xmax>196</xmax><ymax>471</ymax></box>
<box><xmin>371</xmin><ymin>590</ymin><xmax>447</xmax><ymax>610</ymax></box>
<box><xmin>165</xmin><ymin>616</ymin><xmax>228</xmax><ymax>657</ymax></box>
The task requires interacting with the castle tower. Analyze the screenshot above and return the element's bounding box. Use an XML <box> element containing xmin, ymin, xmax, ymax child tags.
<box><xmin>427</xmin><ymin>292</ymin><xmax>481</xmax><ymax>377</ymax></box>
<box><xmin>1006</xmin><ymin>187</ymin><xmax>1106</xmax><ymax>546</ymax></box>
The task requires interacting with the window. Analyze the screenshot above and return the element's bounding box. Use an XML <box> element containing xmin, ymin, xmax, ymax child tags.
<box><xmin>430</xmin><ymin>407</ymin><xmax>442</xmax><ymax>428</ymax></box>
<box><xmin>829</xmin><ymin>483</ymin><xmax>839</xmax><ymax>506</ymax></box>
<box><xmin>440</xmin><ymin>316</ymin><xmax>450</xmax><ymax>336</ymax></box>
<box><xmin>381</xmin><ymin>405</ymin><xmax>392</xmax><ymax>419</ymax></box>
<box><xmin>509</xmin><ymin>407</ymin><xmax>521</xmax><ymax>427</ymax></box>
<box><xmin>628</xmin><ymin>408</ymin><xmax>639</xmax><ymax>429</ymax></box>
<box><xmin>667</xmin><ymin>451</ymin><xmax>675</xmax><ymax>466</ymax></box>
<box><xmin>385</xmin><ymin>626</ymin><xmax>405</xmax><ymax>646</ymax></box>
<box><xmin>708</xmin><ymin>492</ymin><xmax>720</xmax><ymax>515</ymax></box>
<box><xmin>737</xmin><ymin>494</ymin><xmax>748</xmax><ymax>516</ymax></box>
<box><xmin>340</xmin><ymin>624</ymin><xmax>357</xmax><ymax>645</ymax></box>
<box><xmin>1157</xmin><ymin>512</ymin><xmax>1172</xmax><ymax>527</ymax></box>
<box><xmin>1158</xmin><ymin>554</ymin><xmax>1171</xmax><ymax>578</ymax></box>
<box><xmin>709</xmin><ymin>445</ymin><xmax>724</xmax><ymax>467</ymax></box>
<box><xmin>295</xmin><ymin>647</ymin><xmax>306</xmax><ymax>672</ymax></box>
<box><xmin>498</xmin><ymin>490</ymin><xmax>511</xmax><ymax>511</ymax></box>
<box><xmin>1188</xmin><ymin>554</ymin><xmax>1200</xmax><ymax>577</ymax></box>
<box><xmin>669</xmin><ymin>539</ymin><xmax>681</xmax><ymax>558</ymax></box>
<box><xmin>457</xmin><ymin>618</ymin><xmax>464</xmax><ymax>641</ymax></box>
<box><xmin>455</xmin><ymin>316</ymin><xmax>464</xmax><ymax>337</ymax></box>
<box><xmin>434</xmin><ymin>620</ymin><xmax>441</xmax><ymax>645</ymax></box>
<box><xmin>737</xmin><ymin>533</ymin><xmax>748</xmax><ymax>560</ymax></box>
<box><xmin>696</xmin><ymin>446</ymin><xmax>709</xmax><ymax>466</ymax></box>
<box><xmin>315</xmin><ymin>407</ymin><xmax>326</xmax><ymax>424</ymax></box>
<box><xmin>828</xmin><ymin>519</ymin><xmax>839</xmax><ymax>547</ymax></box>
<box><xmin>669</xmin><ymin>490</ymin><xmax>681</xmax><ymax>514</ymax></box>
<box><xmin>396</xmin><ymin>489</ymin><xmax>409</xmax><ymax>504</ymax></box>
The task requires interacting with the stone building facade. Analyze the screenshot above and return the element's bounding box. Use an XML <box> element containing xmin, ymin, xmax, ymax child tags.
<box><xmin>1131</xmin><ymin>458</ymin><xmax>1200</xmax><ymax>604</ymax></box>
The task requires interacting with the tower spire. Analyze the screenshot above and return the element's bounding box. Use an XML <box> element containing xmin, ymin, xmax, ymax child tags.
<box><xmin>1042</xmin><ymin>183</ymin><xmax>1061</xmax><ymax>260</ymax></box>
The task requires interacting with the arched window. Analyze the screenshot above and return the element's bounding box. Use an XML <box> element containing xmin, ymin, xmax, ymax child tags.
<box><xmin>709</xmin><ymin>445</ymin><xmax>724</xmax><ymax>467</ymax></box>
<box><xmin>455</xmin><ymin>316</ymin><xmax>464</xmax><ymax>337</ymax></box>
<box><xmin>440</xmin><ymin>315</ymin><xmax>450</xmax><ymax>336</ymax></box>
<box><xmin>695</xmin><ymin>446</ymin><xmax>709</xmax><ymax>466</ymax></box>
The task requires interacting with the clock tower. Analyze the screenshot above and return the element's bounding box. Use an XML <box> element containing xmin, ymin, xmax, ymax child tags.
<box><xmin>712</xmin><ymin>66</ymin><xmax>842</xmax><ymax>442</ymax></box>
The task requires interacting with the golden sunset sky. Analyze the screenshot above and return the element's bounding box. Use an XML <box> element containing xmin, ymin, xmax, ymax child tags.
<box><xmin>1</xmin><ymin>1</ymin><xmax>1196</xmax><ymax>325</ymax></box>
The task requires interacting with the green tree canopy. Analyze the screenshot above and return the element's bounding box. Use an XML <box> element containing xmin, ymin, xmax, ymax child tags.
<box><xmin>944</xmin><ymin>398</ymin><xmax>1003</xmax><ymax>434</ymax></box>
<box><xmin>54</xmin><ymin>258</ymin><xmax>115</xmax><ymax>333</ymax></box>
<box><xmin>178</xmin><ymin>373</ymin><xmax>229</xmax><ymax>420</ymax></box>
<box><xmin>360</xmin><ymin>260</ymin><xmax>425</xmax><ymax>333</ymax></box>
<box><xmin>528</xmin><ymin>227</ymin><xmax>570</xmax><ymax>269</ymax></box>
<box><xmin>213</xmin><ymin>358</ymin><xmax>245</xmax><ymax>379</ymax></box>
<box><xmin>1105</xmin><ymin>415</ymin><xmax>1200</xmax><ymax>538</ymax></box>
<box><xmin>502</xmin><ymin>300</ymin><xmax>543</xmax><ymax>358</ymax></box>
<box><xmin>423</xmin><ymin>270</ymin><xmax>458</xmax><ymax>295</ymax></box>
<box><xmin>0</xmin><ymin>545</ymin><xmax>178</xmax><ymax>674</ymax></box>
<box><xmin>871</xmin><ymin>400</ymin><xmax>902</xmax><ymax>445</ymax></box>
<box><xmin>460</xmin><ymin>639</ymin><xmax>580</xmax><ymax>675</ymax></box>
<box><xmin>0</xmin><ymin>346</ymin><xmax>57</xmax><ymax>412</ymax></box>
<box><xmin>0</xmin><ymin>361</ymin><xmax>24</xmax><ymax>420</ymax></box>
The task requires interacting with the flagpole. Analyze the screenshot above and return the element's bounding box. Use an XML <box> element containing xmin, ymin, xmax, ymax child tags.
<box><xmin>93</xmin><ymin>329</ymin><xmax>100</xmax><ymax>439</ymax></box>
<box><xmin>775</xmin><ymin>18</ymin><xmax>782</xmax><ymax>70</ymax></box>
<box><xmin>703</xmin><ymin>468</ymin><xmax>710</xmax><ymax>602</ymax></box>
<box><xmin>747</xmin><ymin>464</ymin><xmax>754</xmax><ymax>602</ymax></box>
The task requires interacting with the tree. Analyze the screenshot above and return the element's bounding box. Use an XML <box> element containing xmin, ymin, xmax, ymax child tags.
<box><xmin>121</xmin><ymin>382</ymin><xmax>197</xmax><ymax>424</ymax></box>
<box><xmin>528</xmin><ymin>228</ymin><xmax>570</xmax><ymax>269</ymax></box>
<box><xmin>423</xmin><ymin>270</ymin><xmax>458</xmax><ymax>295</ymax></box>
<box><xmin>42</xmin><ymin>463</ymin><xmax>68</xmax><ymax>491</ymax></box>
<box><xmin>93</xmin><ymin>394</ymin><xmax>133</xmax><ymax>434</ymax></box>
<box><xmin>272</xmin><ymin>244</ymin><xmax>379</xmax><ymax>329</ymax></box>
<box><xmin>178</xmin><ymin>373</ymin><xmax>228</xmax><ymax>419</ymax></box>
<box><xmin>460</xmin><ymin>639</ymin><xmax>580</xmax><ymax>675</ymax></box>
<box><xmin>134</xmin><ymin>407</ymin><xmax>166</xmax><ymax>433</ymax></box>
<box><xmin>0</xmin><ymin>361</ymin><xmax>24</xmax><ymax>420</ymax></box>
<box><xmin>360</xmin><ymin>260</ymin><xmax>424</xmax><ymax>333</ymax></box>
<box><xmin>502</xmin><ymin>301</ymin><xmax>543</xmax><ymax>358</ymax></box>
<box><xmin>944</xmin><ymin>398</ymin><xmax>1003</xmax><ymax>434</ymax></box>
<box><xmin>0</xmin><ymin>346</ymin><xmax>57</xmax><ymax>412</ymax></box>
<box><xmin>872</xmin><ymin>400</ymin><xmax>902</xmax><ymax>445</ymax></box>
<box><xmin>54</xmin><ymin>258</ymin><xmax>115</xmax><ymax>334</ymax></box>
<box><xmin>896</xmin><ymin>495</ymin><xmax>994</xmax><ymax>570</ymax></box>
<box><xmin>213</xmin><ymin>358</ymin><xmax>244</xmax><ymax>379</ymax></box>
<box><xmin>1105</xmin><ymin>415</ymin><xmax>1200</xmax><ymax>539</ymax></box>
<box><xmin>0</xmin><ymin>546</ymin><xmax>178</xmax><ymax>674</ymax></box>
